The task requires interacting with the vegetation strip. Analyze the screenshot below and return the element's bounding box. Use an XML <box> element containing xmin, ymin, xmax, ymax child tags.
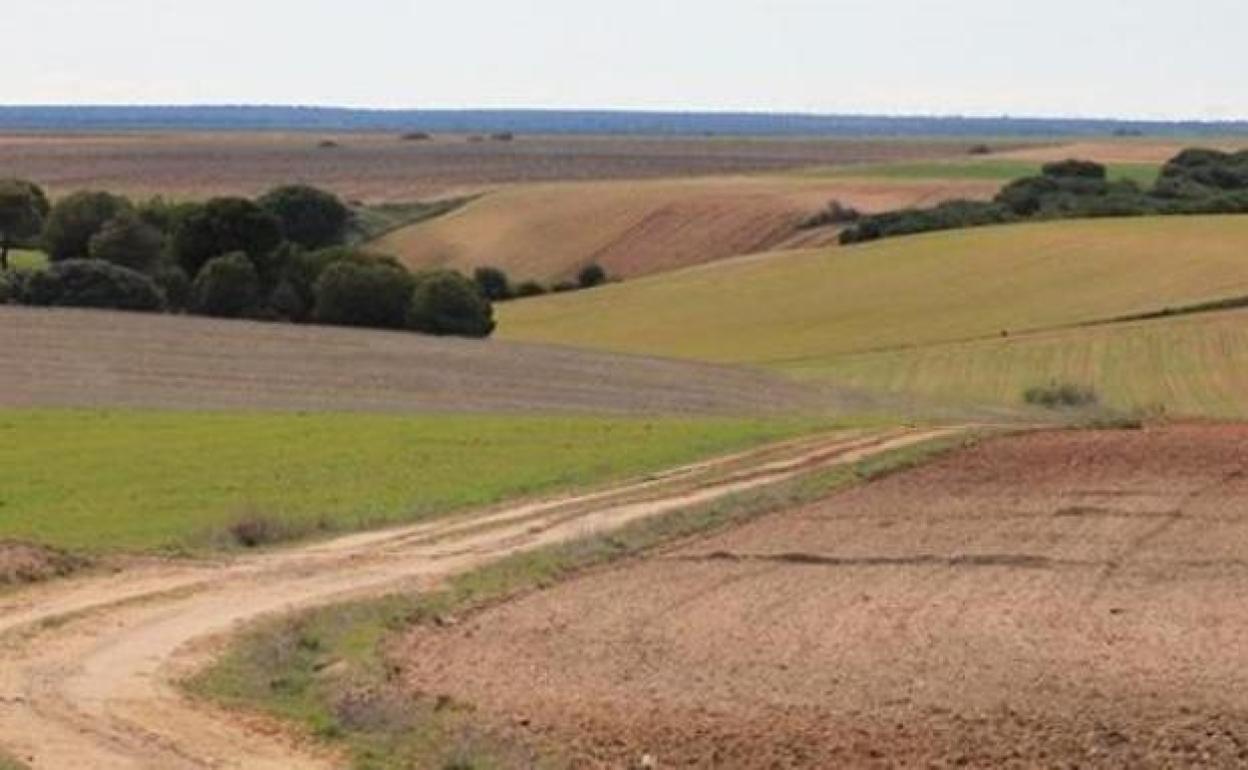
<box><xmin>189</xmin><ymin>430</ymin><xmax>976</xmax><ymax>770</ymax></box>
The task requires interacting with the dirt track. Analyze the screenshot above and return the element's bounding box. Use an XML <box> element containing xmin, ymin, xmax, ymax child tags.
<box><xmin>400</xmin><ymin>425</ymin><xmax>1248</xmax><ymax>768</ymax></box>
<box><xmin>0</xmin><ymin>427</ymin><xmax>952</xmax><ymax>769</ymax></box>
<box><xmin>0</xmin><ymin>307</ymin><xmax>836</xmax><ymax>416</ymax></box>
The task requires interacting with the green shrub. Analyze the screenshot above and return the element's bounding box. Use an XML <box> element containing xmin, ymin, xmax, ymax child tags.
<box><xmin>258</xmin><ymin>185</ymin><xmax>351</xmax><ymax>250</ymax></box>
<box><xmin>473</xmin><ymin>266</ymin><xmax>513</xmax><ymax>301</ymax></box>
<box><xmin>22</xmin><ymin>259</ymin><xmax>164</xmax><ymax>311</ymax></box>
<box><xmin>1041</xmin><ymin>159</ymin><xmax>1107</xmax><ymax>180</ymax></box>
<box><xmin>408</xmin><ymin>270</ymin><xmax>495</xmax><ymax>338</ymax></box>
<box><xmin>1023</xmin><ymin>382</ymin><xmax>1100</xmax><ymax>409</ymax></box>
<box><xmin>43</xmin><ymin>191</ymin><xmax>132</xmax><ymax>261</ymax></box>
<box><xmin>0</xmin><ymin>271</ymin><xmax>24</xmax><ymax>304</ymax></box>
<box><xmin>88</xmin><ymin>211</ymin><xmax>165</xmax><ymax>271</ymax></box>
<box><xmin>577</xmin><ymin>263</ymin><xmax>607</xmax><ymax>289</ymax></box>
<box><xmin>0</xmin><ymin>179</ymin><xmax>48</xmax><ymax>270</ymax></box>
<box><xmin>192</xmin><ymin>252</ymin><xmax>261</xmax><ymax>318</ymax></box>
<box><xmin>798</xmin><ymin>200</ymin><xmax>861</xmax><ymax>229</ymax></box>
<box><xmin>151</xmin><ymin>262</ymin><xmax>192</xmax><ymax>311</ymax></box>
<box><xmin>173</xmin><ymin>197</ymin><xmax>283</xmax><ymax>280</ymax></box>
<box><xmin>513</xmin><ymin>280</ymin><xmax>548</xmax><ymax>298</ymax></box>
<box><xmin>314</xmin><ymin>259</ymin><xmax>414</xmax><ymax>330</ymax></box>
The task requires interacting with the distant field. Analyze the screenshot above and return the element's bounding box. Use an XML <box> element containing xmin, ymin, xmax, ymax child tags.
<box><xmin>818</xmin><ymin>160</ymin><xmax>1160</xmax><ymax>186</ymax></box>
<box><xmin>499</xmin><ymin>216</ymin><xmax>1248</xmax><ymax>368</ymax></box>
<box><xmin>378</xmin><ymin>176</ymin><xmax>1000</xmax><ymax>281</ymax></box>
<box><xmin>7</xmin><ymin>250</ymin><xmax>46</xmax><ymax>272</ymax></box>
<box><xmin>0</xmin><ymin>307</ymin><xmax>828</xmax><ymax>415</ymax></box>
<box><xmin>0</xmin><ymin>133</ymin><xmax>993</xmax><ymax>202</ymax></box>
<box><xmin>0</xmin><ymin>410</ymin><xmax>824</xmax><ymax>552</ymax></box>
<box><xmin>813</xmin><ymin>308</ymin><xmax>1248</xmax><ymax>418</ymax></box>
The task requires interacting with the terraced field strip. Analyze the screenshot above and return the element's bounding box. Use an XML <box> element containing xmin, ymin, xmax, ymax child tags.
<box><xmin>0</xmin><ymin>426</ymin><xmax>959</xmax><ymax>769</ymax></box>
<box><xmin>811</xmin><ymin>159</ymin><xmax>1160</xmax><ymax>186</ymax></box>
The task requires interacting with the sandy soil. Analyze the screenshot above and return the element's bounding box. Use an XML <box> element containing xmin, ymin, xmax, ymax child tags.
<box><xmin>0</xmin><ymin>427</ymin><xmax>950</xmax><ymax>769</ymax></box>
<box><xmin>0</xmin><ymin>133</ymin><xmax>999</xmax><ymax>202</ymax></box>
<box><xmin>378</xmin><ymin>176</ymin><xmax>999</xmax><ymax>281</ymax></box>
<box><xmin>399</xmin><ymin>425</ymin><xmax>1248</xmax><ymax>768</ymax></box>
<box><xmin>0</xmin><ymin>307</ymin><xmax>835</xmax><ymax>415</ymax></box>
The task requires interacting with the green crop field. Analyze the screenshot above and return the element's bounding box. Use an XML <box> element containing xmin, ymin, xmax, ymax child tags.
<box><xmin>809</xmin><ymin>308</ymin><xmax>1248</xmax><ymax>418</ymax></box>
<box><xmin>0</xmin><ymin>410</ymin><xmax>825</xmax><ymax>552</ymax></box>
<box><xmin>809</xmin><ymin>160</ymin><xmax>1160</xmax><ymax>186</ymax></box>
<box><xmin>499</xmin><ymin>216</ymin><xmax>1248</xmax><ymax>369</ymax></box>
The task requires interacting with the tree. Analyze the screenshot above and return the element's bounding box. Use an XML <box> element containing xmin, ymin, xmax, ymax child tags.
<box><xmin>577</xmin><ymin>263</ymin><xmax>607</xmax><ymax>289</ymax></box>
<box><xmin>191</xmin><ymin>252</ymin><xmax>260</xmax><ymax>318</ymax></box>
<box><xmin>43</xmin><ymin>191</ymin><xmax>131</xmax><ymax>262</ymax></box>
<box><xmin>473</xmin><ymin>266</ymin><xmax>512</xmax><ymax>301</ymax></box>
<box><xmin>313</xmin><ymin>259</ymin><xmax>414</xmax><ymax>330</ymax></box>
<box><xmin>173</xmin><ymin>197</ymin><xmax>283</xmax><ymax>279</ymax></box>
<box><xmin>22</xmin><ymin>259</ymin><xmax>164</xmax><ymax>311</ymax></box>
<box><xmin>1041</xmin><ymin>159</ymin><xmax>1107</xmax><ymax>181</ymax></box>
<box><xmin>0</xmin><ymin>179</ymin><xmax>48</xmax><ymax>271</ymax></box>
<box><xmin>408</xmin><ymin>270</ymin><xmax>495</xmax><ymax>338</ymax></box>
<box><xmin>88</xmin><ymin>212</ymin><xmax>165</xmax><ymax>272</ymax></box>
<box><xmin>258</xmin><ymin>185</ymin><xmax>351</xmax><ymax>250</ymax></box>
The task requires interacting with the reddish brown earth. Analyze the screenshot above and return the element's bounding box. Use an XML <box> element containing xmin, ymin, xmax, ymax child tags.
<box><xmin>398</xmin><ymin>425</ymin><xmax>1248</xmax><ymax>768</ymax></box>
<box><xmin>0</xmin><ymin>133</ymin><xmax>1009</xmax><ymax>202</ymax></box>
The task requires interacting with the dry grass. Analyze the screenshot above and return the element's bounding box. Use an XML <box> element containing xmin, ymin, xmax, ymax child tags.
<box><xmin>994</xmin><ymin>139</ymin><xmax>1248</xmax><ymax>164</ymax></box>
<box><xmin>0</xmin><ymin>133</ymin><xmax>991</xmax><ymax>203</ymax></box>
<box><xmin>377</xmin><ymin>176</ymin><xmax>999</xmax><ymax>281</ymax></box>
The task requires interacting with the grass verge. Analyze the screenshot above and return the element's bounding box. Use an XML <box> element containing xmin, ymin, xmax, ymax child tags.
<box><xmin>188</xmin><ymin>429</ymin><xmax>977</xmax><ymax>770</ymax></box>
<box><xmin>0</xmin><ymin>410</ymin><xmax>827</xmax><ymax>553</ymax></box>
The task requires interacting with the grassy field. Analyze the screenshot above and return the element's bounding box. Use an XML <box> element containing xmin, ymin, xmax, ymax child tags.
<box><xmin>7</xmin><ymin>250</ymin><xmax>46</xmax><ymax>272</ymax></box>
<box><xmin>499</xmin><ymin>215</ymin><xmax>1248</xmax><ymax>368</ymax></box>
<box><xmin>817</xmin><ymin>160</ymin><xmax>1160</xmax><ymax>186</ymax></box>
<box><xmin>375</xmin><ymin>175</ymin><xmax>997</xmax><ymax>282</ymax></box>
<box><xmin>0</xmin><ymin>410</ymin><xmax>826</xmax><ymax>552</ymax></box>
<box><xmin>806</xmin><ymin>308</ymin><xmax>1248</xmax><ymax>418</ymax></box>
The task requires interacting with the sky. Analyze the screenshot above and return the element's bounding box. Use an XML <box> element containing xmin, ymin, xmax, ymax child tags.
<box><xmin>4</xmin><ymin>0</ymin><xmax>1245</xmax><ymax>120</ymax></box>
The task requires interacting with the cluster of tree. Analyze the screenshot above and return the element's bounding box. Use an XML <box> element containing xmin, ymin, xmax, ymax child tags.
<box><xmin>839</xmin><ymin>150</ymin><xmax>1248</xmax><ymax>245</ymax></box>
<box><xmin>472</xmin><ymin>263</ymin><xmax>608</xmax><ymax>302</ymax></box>
<box><xmin>0</xmin><ymin>181</ymin><xmax>495</xmax><ymax>338</ymax></box>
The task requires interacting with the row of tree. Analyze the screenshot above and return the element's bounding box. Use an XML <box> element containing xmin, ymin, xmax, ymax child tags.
<box><xmin>0</xmin><ymin>181</ymin><xmax>496</xmax><ymax>338</ymax></box>
<box><xmin>838</xmin><ymin>149</ymin><xmax>1248</xmax><ymax>244</ymax></box>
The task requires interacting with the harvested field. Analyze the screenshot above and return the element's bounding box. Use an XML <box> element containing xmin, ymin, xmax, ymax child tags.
<box><xmin>0</xmin><ymin>133</ymin><xmax>992</xmax><ymax>202</ymax></box>
<box><xmin>399</xmin><ymin>424</ymin><xmax>1248</xmax><ymax>768</ymax></box>
<box><xmin>0</xmin><ymin>306</ymin><xmax>831</xmax><ymax>415</ymax></box>
<box><xmin>377</xmin><ymin>176</ymin><xmax>999</xmax><ymax>281</ymax></box>
<box><xmin>995</xmin><ymin>139</ymin><xmax>1248</xmax><ymax>164</ymax></box>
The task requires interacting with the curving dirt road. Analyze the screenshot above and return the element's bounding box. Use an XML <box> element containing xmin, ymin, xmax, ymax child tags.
<box><xmin>0</xmin><ymin>426</ymin><xmax>959</xmax><ymax>769</ymax></box>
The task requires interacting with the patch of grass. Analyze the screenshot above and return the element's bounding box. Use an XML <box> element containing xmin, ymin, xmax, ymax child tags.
<box><xmin>819</xmin><ymin>160</ymin><xmax>1160</xmax><ymax>186</ymax></box>
<box><xmin>0</xmin><ymin>410</ymin><xmax>827</xmax><ymax>553</ymax></box>
<box><xmin>190</xmin><ymin>430</ymin><xmax>974</xmax><ymax>770</ymax></box>
<box><xmin>807</xmin><ymin>308</ymin><xmax>1248</xmax><ymax>419</ymax></box>
<box><xmin>6</xmin><ymin>250</ymin><xmax>47</xmax><ymax>273</ymax></box>
<box><xmin>349</xmin><ymin>198</ymin><xmax>474</xmax><ymax>244</ymax></box>
<box><xmin>499</xmin><ymin>215</ymin><xmax>1248</xmax><ymax>370</ymax></box>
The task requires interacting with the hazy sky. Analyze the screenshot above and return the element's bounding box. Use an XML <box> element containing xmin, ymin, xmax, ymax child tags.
<box><xmin>5</xmin><ymin>0</ymin><xmax>1244</xmax><ymax>119</ymax></box>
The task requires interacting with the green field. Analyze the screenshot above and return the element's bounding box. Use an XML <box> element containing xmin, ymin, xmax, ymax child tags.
<box><xmin>7</xmin><ymin>250</ymin><xmax>47</xmax><ymax>272</ymax></box>
<box><xmin>0</xmin><ymin>410</ymin><xmax>824</xmax><ymax>552</ymax></box>
<box><xmin>500</xmin><ymin>216</ymin><xmax>1248</xmax><ymax>367</ymax></box>
<box><xmin>811</xmin><ymin>309</ymin><xmax>1248</xmax><ymax>418</ymax></box>
<box><xmin>809</xmin><ymin>160</ymin><xmax>1160</xmax><ymax>186</ymax></box>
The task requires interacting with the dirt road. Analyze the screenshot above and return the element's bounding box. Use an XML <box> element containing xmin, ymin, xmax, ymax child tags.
<box><xmin>0</xmin><ymin>426</ymin><xmax>955</xmax><ymax>769</ymax></box>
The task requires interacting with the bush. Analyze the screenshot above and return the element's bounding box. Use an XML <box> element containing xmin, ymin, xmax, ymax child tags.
<box><xmin>472</xmin><ymin>266</ymin><xmax>512</xmax><ymax>301</ymax></box>
<box><xmin>513</xmin><ymin>280</ymin><xmax>548</xmax><ymax>298</ymax></box>
<box><xmin>840</xmin><ymin>200</ymin><xmax>1016</xmax><ymax>244</ymax></box>
<box><xmin>151</xmin><ymin>262</ymin><xmax>192</xmax><ymax>311</ymax></box>
<box><xmin>408</xmin><ymin>270</ymin><xmax>495</xmax><ymax>338</ymax></box>
<box><xmin>399</xmin><ymin>132</ymin><xmax>431</xmax><ymax>141</ymax></box>
<box><xmin>88</xmin><ymin>212</ymin><xmax>165</xmax><ymax>271</ymax></box>
<box><xmin>1041</xmin><ymin>159</ymin><xmax>1107</xmax><ymax>180</ymax></box>
<box><xmin>22</xmin><ymin>259</ymin><xmax>164</xmax><ymax>311</ymax></box>
<box><xmin>798</xmin><ymin>200</ymin><xmax>862</xmax><ymax>229</ymax></box>
<box><xmin>1023</xmin><ymin>382</ymin><xmax>1100</xmax><ymax>409</ymax></box>
<box><xmin>43</xmin><ymin>191</ymin><xmax>132</xmax><ymax>262</ymax></box>
<box><xmin>173</xmin><ymin>197</ymin><xmax>283</xmax><ymax>280</ymax></box>
<box><xmin>314</xmin><ymin>259</ymin><xmax>414</xmax><ymax>330</ymax></box>
<box><xmin>577</xmin><ymin>263</ymin><xmax>607</xmax><ymax>289</ymax></box>
<box><xmin>0</xmin><ymin>179</ymin><xmax>49</xmax><ymax>270</ymax></box>
<box><xmin>192</xmin><ymin>252</ymin><xmax>261</xmax><ymax>318</ymax></box>
<box><xmin>258</xmin><ymin>185</ymin><xmax>351</xmax><ymax>250</ymax></box>
<box><xmin>0</xmin><ymin>271</ymin><xmax>24</xmax><ymax>304</ymax></box>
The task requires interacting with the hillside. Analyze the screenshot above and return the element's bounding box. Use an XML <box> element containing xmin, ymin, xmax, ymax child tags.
<box><xmin>377</xmin><ymin>176</ymin><xmax>999</xmax><ymax>281</ymax></box>
<box><xmin>497</xmin><ymin>215</ymin><xmax>1248</xmax><ymax>416</ymax></box>
<box><xmin>0</xmin><ymin>307</ymin><xmax>830</xmax><ymax>416</ymax></box>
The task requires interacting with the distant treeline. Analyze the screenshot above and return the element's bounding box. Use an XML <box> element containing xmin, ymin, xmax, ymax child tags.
<box><xmin>2</xmin><ymin>106</ymin><xmax>1248</xmax><ymax>137</ymax></box>
<box><xmin>839</xmin><ymin>148</ymin><xmax>1248</xmax><ymax>244</ymax></box>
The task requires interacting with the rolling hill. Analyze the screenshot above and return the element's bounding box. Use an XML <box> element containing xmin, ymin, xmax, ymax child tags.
<box><xmin>497</xmin><ymin>215</ymin><xmax>1248</xmax><ymax>416</ymax></box>
<box><xmin>375</xmin><ymin>176</ymin><xmax>1000</xmax><ymax>282</ymax></box>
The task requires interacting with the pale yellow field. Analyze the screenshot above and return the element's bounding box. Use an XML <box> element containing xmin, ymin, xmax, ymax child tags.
<box><xmin>376</xmin><ymin>176</ymin><xmax>999</xmax><ymax>282</ymax></box>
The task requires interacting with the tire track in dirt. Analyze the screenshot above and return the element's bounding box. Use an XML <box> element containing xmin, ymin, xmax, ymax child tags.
<box><xmin>0</xmin><ymin>426</ymin><xmax>962</xmax><ymax>769</ymax></box>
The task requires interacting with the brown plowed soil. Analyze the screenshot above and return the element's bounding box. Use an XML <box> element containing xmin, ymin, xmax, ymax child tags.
<box><xmin>0</xmin><ymin>133</ymin><xmax>1006</xmax><ymax>202</ymax></box>
<box><xmin>398</xmin><ymin>425</ymin><xmax>1248</xmax><ymax>768</ymax></box>
<box><xmin>0</xmin><ymin>306</ymin><xmax>834</xmax><ymax>415</ymax></box>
